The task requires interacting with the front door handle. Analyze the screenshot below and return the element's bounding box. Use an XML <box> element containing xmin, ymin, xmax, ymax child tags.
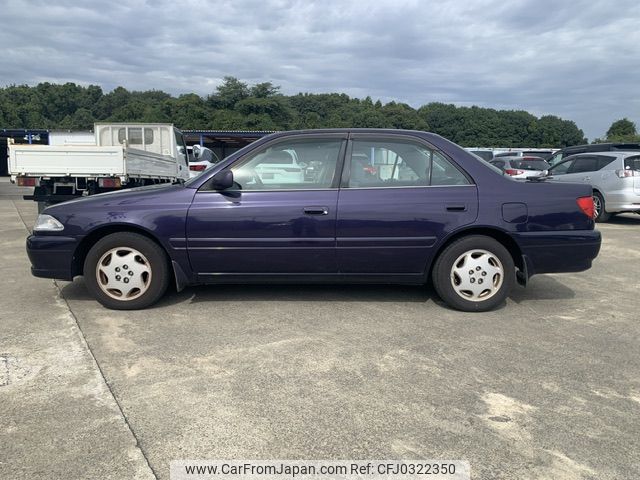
<box><xmin>446</xmin><ymin>204</ymin><xmax>467</xmax><ymax>212</ymax></box>
<box><xmin>303</xmin><ymin>206</ymin><xmax>329</xmax><ymax>215</ymax></box>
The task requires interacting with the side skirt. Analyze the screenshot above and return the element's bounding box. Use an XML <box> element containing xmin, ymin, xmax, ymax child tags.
<box><xmin>196</xmin><ymin>273</ymin><xmax>426</xmax><ymax>286</ymax></box>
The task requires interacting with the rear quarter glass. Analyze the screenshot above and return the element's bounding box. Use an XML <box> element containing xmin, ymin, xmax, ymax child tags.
<box><xmin>624</xmin><ymin>156</ymin><xmax>640</xmax><ymax>170</ymax></box>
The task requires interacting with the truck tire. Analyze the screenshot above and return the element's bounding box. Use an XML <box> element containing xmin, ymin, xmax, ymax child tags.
<box><xmin>432</xmin><ymin>235</ymin><xmax>515</xmax><ymax>312</ymax></box>
<box><xmin>83</xmin><ymin>232</ymin><xmax>170</xmax><ymax>310</ymax></box>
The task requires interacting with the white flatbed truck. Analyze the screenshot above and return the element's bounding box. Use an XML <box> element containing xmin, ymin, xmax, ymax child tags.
<box><xmin>8</xmin><ymin>123</ymin><xmax>190</xmax><ymax>211</ymax></box>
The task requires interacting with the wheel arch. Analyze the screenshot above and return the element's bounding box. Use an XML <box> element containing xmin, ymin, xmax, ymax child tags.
<box><xmin>72</xmin><ymin>224</ymin><xmax>177</xmax><ymax>285</ymax></box>
<box><xmin>425</xmin><ymin>226</ymin><xmax>525</xmax><ymax>282</ymax></box>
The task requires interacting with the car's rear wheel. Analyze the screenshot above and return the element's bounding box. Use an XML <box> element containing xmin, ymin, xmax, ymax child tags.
<box><xmin>83</xmin><ymin>232</ymin><xmax>170</xmax><ymax>310</ymax></box>
<box><xmin>432</xmin><ymin>235</ymin><xmax>515</xmax><ymax>312</ymax></box>
<box><xmin>592</xmin><ymin>192</ymin><xmax>611</xmax><ymax>222</ymax></box>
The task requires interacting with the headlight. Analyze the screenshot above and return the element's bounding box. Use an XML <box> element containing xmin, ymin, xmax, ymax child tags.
<box><xmin>34</xmin><ymin>214</ymin><xmax>65</xmax><ymax>232</ymax></box>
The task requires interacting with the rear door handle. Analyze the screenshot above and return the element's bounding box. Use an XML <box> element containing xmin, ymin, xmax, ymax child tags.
<box><xmin>303</xmin><ymin>206</ymin><xmax>329</xmax><ymax>215</ymax></box>
<box><xmin>446</xmin><ymin>204</ymin><xmax>467</xmax><ymax>212</ymax></box>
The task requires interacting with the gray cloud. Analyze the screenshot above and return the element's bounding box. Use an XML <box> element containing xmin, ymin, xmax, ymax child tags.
<box><xmin>2</xmin><ymin>0</ymin><xmax>639</xmax><ymax>140</ymax></box>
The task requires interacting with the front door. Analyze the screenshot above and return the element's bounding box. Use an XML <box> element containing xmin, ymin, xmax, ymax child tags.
<box><xmin>186</xmin><ymin>135</ymin><xmax>346</xmax><ymax>278</ymax></box>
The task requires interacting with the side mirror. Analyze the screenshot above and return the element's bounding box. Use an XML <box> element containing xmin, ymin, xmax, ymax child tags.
<box><xmin>192</xmin><ymin>144</ymin><xmax>202</xmax><ymax>159</ymax></box>
<box><xmin>210</xmin><ymin>169</ymin><xmax>234</xmax><ymax>190</ymax></box>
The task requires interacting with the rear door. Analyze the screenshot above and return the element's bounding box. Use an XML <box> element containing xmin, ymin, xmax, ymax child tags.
<box><xmin>565</xmin><ymin>155</ymin><xmax>599</xmax><ymax>183</ymax></box>
<box><xmin>591</xmin><ymin>154</ymin><xmax>618</xmax><ymax>192</ymax></box>
<box><xmin>336</xmin><ymin>134</ymin><xmax>478</xmax><ymax>276</ymax></box>
<box><xmin>549</xmin><ymin>155</ymin><xmax>595</xmax><ymax>184</ymax></box>
<box><xmin>186</xmin><ymin>134</ymin><xmax>346</xmax><ymax>278</ymax></box>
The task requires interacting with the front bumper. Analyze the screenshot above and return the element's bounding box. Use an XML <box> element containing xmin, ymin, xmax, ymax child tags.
<box><xmin>512</xmin><ymin>229</ymin><xmax>602</xmax><ymax>277</ymax></box>
<box><xmin>26</xmin><ymin>234</ymin><xmax>79</xmax><ymax>280</ymax></box>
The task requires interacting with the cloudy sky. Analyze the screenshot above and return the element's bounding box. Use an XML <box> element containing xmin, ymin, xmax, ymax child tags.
<box><xmin>2</xmin><ymin>0</ymin><xmax>639</xmax><ymax>140</ymax></box>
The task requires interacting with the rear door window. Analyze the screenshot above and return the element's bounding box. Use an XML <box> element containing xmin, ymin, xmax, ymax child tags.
<box><xmin>567</xmin><ymin>156</ymin><xmax>598</xmax><ymax>174</ymax></box>
<box><xmin>345</xmin><ymin>139</ymin><xmax>470</xmax><ymax>187</ymax></box>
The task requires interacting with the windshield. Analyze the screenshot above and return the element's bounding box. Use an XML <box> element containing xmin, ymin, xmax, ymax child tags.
<box><xmin>469</xmin><ymin>150</ymin><xmax>493</xmax><ymax>161</ymax></box>
<box><xmin>469</xmin><ymin>152</ymin><xmax>504</xmax><ymax>175</ymax></box>
<box><xmin>512</xmin><ymin>159</ymin><xmax>550</xmax><ymax>171</ymax></box>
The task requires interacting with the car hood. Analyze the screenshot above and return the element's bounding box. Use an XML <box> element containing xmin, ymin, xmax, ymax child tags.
<box><xmin>44</xmin><ymin>183</ymin><xmax>191</xmax><ymax>213</ymax></box>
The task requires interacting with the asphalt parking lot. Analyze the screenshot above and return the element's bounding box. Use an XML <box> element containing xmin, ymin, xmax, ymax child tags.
<box><xmin>1</xmin><ymin>178</ymin><xmax>639</xmax><ymax>480</ymax></box>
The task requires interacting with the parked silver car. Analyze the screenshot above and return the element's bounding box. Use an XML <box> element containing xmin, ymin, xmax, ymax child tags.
<box><xmin>547</xmin><ymin>151</ymin><xmax>640</xmax><ymax>222</ymax></box>
<box><xmin>490</xmin><ymin>156</ymin><xmax>551</xmax><ymax>180</ymax></box>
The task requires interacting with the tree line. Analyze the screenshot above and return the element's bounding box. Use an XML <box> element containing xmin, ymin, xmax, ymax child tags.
<box><xmin>0</xmin><ymin>77</ymin><xmax>606</xmax><ymax>147</ymax></box>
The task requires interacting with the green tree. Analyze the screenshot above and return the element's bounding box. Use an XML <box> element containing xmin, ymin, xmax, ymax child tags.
<box><xmin>235</xmin><ymin>97</ymin><xmax>293</xmax><ymax>129</ymax></box>
<box><xmin>0</xmin><ymin>80</ymin><xmax>589</xmax><ymax>147</ymax></box>
<box><xmin>59</xmin><ymin>108</ymin><xmax>95</xmax><ymax>130</ymax></box>
<box><xmin>250</xmin><ymin>82</ymin><xmax>280</xmax><ymax>98</ymax></box>
<box><xmin>606</xmin><ymin>118</ymin><xmax>639</xmax><ymax>142</ymax></box>
<box><xmin>209</xmin><ymin>76</ymin><xmax>249</xmax><ymax>109</ymax></box>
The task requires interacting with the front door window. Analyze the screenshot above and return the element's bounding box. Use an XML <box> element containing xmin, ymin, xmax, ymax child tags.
<box><xmin>230</xmin><ymin>138</ymin><xmax>344</xmax><ymax>190</ymax></box>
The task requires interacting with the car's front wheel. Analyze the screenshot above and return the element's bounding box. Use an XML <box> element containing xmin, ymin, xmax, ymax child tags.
<box><xmin>83</xmin><ymin>232</ymin><xmax>170</xmax><ymax>310</ymax></box>
<box><xmin>432</xmin><ymin>235</ymin><xmax>515</xmax><ymax>312</ymax></box>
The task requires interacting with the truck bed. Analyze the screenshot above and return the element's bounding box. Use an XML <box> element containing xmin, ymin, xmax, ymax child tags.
<box><xmin>8</xmin><ymin>144</ymin><xmax>179</xmax><ymax>179</ymax></box>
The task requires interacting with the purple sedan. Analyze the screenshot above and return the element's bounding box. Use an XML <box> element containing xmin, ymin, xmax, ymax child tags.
<box><xmin>26</xmin><ymin>129</ymin><xmax>601</xmax><ymax>312</ymax></box>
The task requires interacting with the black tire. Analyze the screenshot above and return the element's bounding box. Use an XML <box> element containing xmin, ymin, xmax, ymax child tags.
<box><xmin>432</xmin><ymin>235</ymin><xmax>515</xmax><ymax>312</ymax></box>
<box><xmin>592</xmin><ymin>191</ymin><xmax>611</xmax><ymax>222</ymax></box>
<box><xmin>83</xmin><ymin>232</ymin><xmax>170</xmax><ymax>310</ymax></box>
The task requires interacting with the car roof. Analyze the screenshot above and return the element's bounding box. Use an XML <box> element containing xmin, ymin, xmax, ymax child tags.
<box><xmin>560</xmin><ymin>142</ymin><xmax>640</xmax><ymax>153</ymax></box>
<box><xmin>564</xmin><ymin>150</ymin><xmax>640</xmax><ymax>160</ymax></box>
<box><xmin>260</xmin><ymin>128</ymin><xmax>458</xmax><ymax>154</ymax></box>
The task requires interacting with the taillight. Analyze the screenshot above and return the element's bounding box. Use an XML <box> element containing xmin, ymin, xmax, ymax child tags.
<box><xmin>576</xmin><ymin>196</ymin><xmax>595</xmax><ymax>219</ymax></box>
<box><xmin>190</xmin><ymin>164</ymin><xmax>206</xmax><ymax>171</ymax></box>
<box><xmin>616</xmin><ymin>169</ymin><xmax>638</xmax><ymax>178</ymax></box>
<box><xmin>98</xmin><ymin>177</ymin><xmax>122</xmax><ymax>188</ymax></box>
<box><xmin>17</xmin><ymin>176</ymin><xmax>38</xmax><ymax>187</ymax></box>
<box><xmin>505</xmin><ymin>169</ymin><xmax>525</xmax><ymax>176</ymax></box>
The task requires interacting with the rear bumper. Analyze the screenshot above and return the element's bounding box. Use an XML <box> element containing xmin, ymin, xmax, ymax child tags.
<box><xmin>513</xmin><ymin>229</ymin><xmax>601</xmax><ymax>277</ymax></box>
<box><xmin>26</xmin><ymin>234</ymin><xmax>79</xmax><ymax>281</ymax></box>
<box><xmin>605</xmin><ymin>190</ymin><xmax>640</xmax><ymax>212</ymax></box>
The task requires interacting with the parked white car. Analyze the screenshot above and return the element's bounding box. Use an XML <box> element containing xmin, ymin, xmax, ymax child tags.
<box><xmin>252</xmin><ymin>150</ymin><xmax>305</xmax><ymax>184</ymax></box>
<box><xmin>490</xmin><ymin>156</ymin><xmax>550</xmax><ymax>180</ymax></box>
<box><xmin>188</xmin><ymin>145</ymin><xmax>220</xmax><ymax>178</ymax></box>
